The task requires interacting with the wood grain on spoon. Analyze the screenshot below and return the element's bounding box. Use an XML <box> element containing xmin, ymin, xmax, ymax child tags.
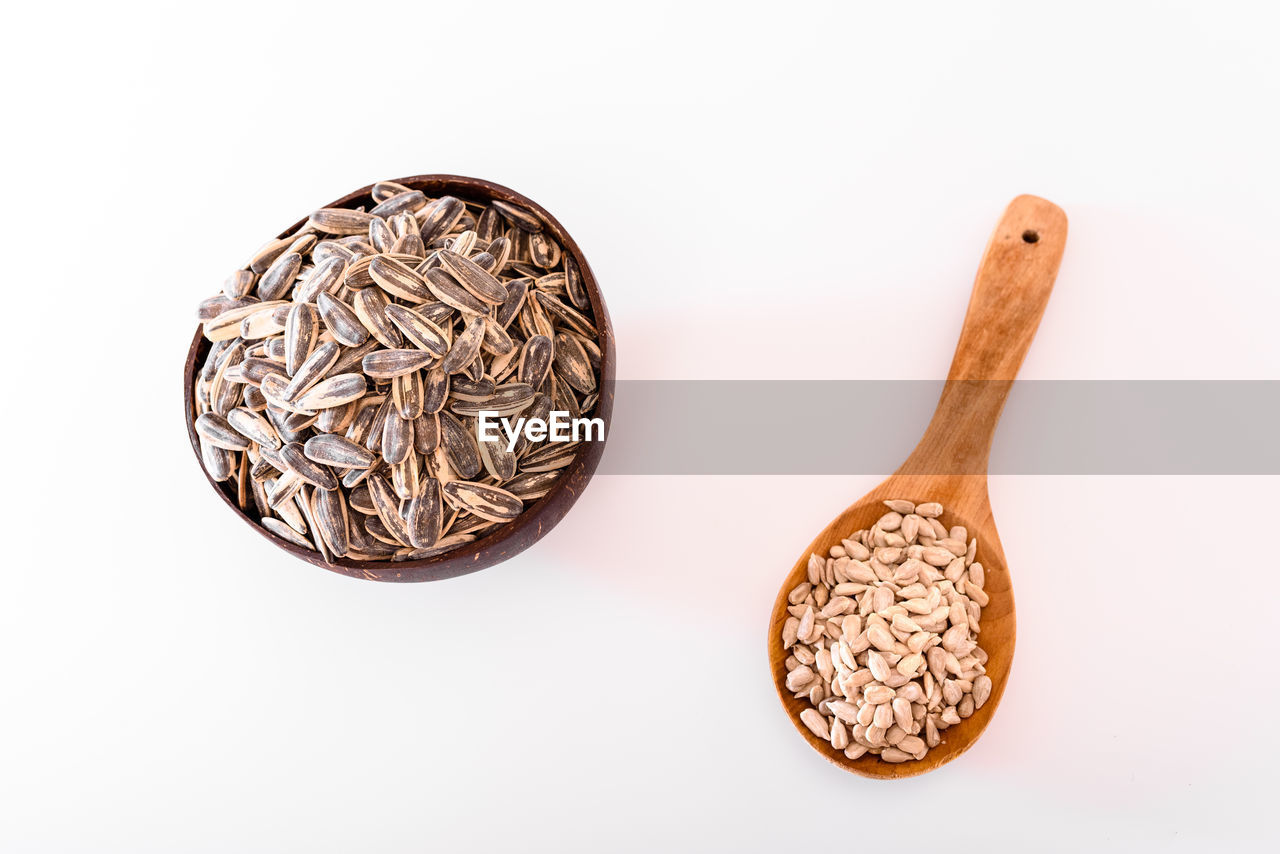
<box><xmin>768</xmin><ymin>195</ymin><xmax>1067</xmax><ymax>778</ymax></box>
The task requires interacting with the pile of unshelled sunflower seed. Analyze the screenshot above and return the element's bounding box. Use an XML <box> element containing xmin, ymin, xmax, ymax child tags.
<box><xmin>191</xmin><ymin>180</ymin><xmax>601</xmax><ymax>562</ymax></box>
<box><xmin>780</xmin><ymin>500</ymin><xmax>993</xmax><ymax>763</ymax></box>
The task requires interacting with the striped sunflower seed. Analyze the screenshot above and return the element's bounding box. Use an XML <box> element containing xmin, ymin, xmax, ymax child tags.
<box><xmin>529</xmin><ymin>232</ymin><xmax>561</xmax><ymax>268</ymax></box>
<box><xmin>248</xmin><ymin>236</ymin><xmax>293</xmax><ymax>275</ymax></box>
<box><xmin>518</xmin><ymin>335</ymin><xmax>553</xmax><ymax>388</ymax></box>
<box><xmin>450</xmin><ymin>376</ymin><xmax>494</xmax><ymax>403</ymax></box>
<box><xmin>442</xmin><ymin>481</ymin><xmax>523</xmax><ymax>522</ymax></box>
<box><xmin>361</xmin><ymin>349</ymin><xmax>435</xmax><ymax>379</ymax></box>
<box><xmin>370</xmin><ymin>190</ymin><xmax>427</xmax><ymax>219</ymax></box>
<box><xmin>283</xmin><ymin>341</ymin><xmax>340</xmax><ymax>401</ymax></box>
<box><xmin>280</xmin><ymin>442</ymin><xmax>339</xmax><ymax>491</ymax></box>
<box><xmin>481</xmin><ymin>317</ymin><xmax>514</xmax><ymax>356</ymax></box>
<box><xmin>295</xmin><ymin>256</ymin><xmax>347</xmax><ymax>304</ymax></box>
<box><xmin>423</xmin><ymin>267</ymin><xmax>489</xmax><ymax>315</ymax></box>
<box><xmin>239</xmin><ymin>304</ymin><xmax>287</xmax><ymax>340</ymax></box>
<box><xmin>384</xmin><ymin>304</ymin><xmax>449</xmax><ymax>356</ymax></box>
<box><xmin>256</xmin><ymin>252</ymin><xmax>302</xmax><ymax>301</ymax></box>
<box><xmin>303</xmin><ymin>433</ymin><xmax>376</xmax><ymax>469</ymax></box>
<box><xmin>293</xmin><ymin>373</ymin><xmax>367</xmax><ymax>410</ymax></box>
<box><xmin>407</xmin><ymin>477</ymin><xmax>443</xmax><ymax>548</ymax></box>
<box><xmin>449</xmin><ymin>383</ymin><xmax>535</xmax><ymax>418</ymax></box>
<box><xmin>366</xmin><ymin>473</ymin><xmax>412</xmax><ymax>546</ymax></box>
<box><xmin>203</xmin><ymin>300</ymin><xmax>288</xmax><ymax>342</ymax></box>
<box><xmin>494</xmin><ymin>277</ymin><xmax>529</xmax><ymax>330</ymax></box>
<box><xmin>418</xmin><ymin>196</ymin><xmax>466</xmax><ymax>243</ymax></box>
<box><xmin>195</xmin><ymin>413</ymin><xmax>250</xmax><ymax>451</ymax></box>
<box><xmin>352</xmin><ymin>287</ymin><xmax>403</xmax><ymax>349</ymax></box>
<box><xmin>490</xmin><ymin>199</ymin><xmax>542</xmax><ymax>232</ymax></box>
<box><xmin>536</xmin><ymin>292</ymin><xmax>597</xmax><ymax>337</ymax></box>
<box><xmin>284</xmin><ymin>303</ymin><xmax>319</xmax><ymax>375</ymax></box>
<box><xmin>262</xmin><ymin>516</ymin><xmax>314</xmax><ymax>550</ymax></box>
<box><xmin>479</xmin><ymin>434</ymin><xmax>517</xmax><ymax>481</ymax></box>
<box><xmin>440</xmin><ymin>316</ymin><xmax>485</xmax><ymax>374</ymax></box>
<box><xmin>414</xmin><ymin>412</ymin><xmax>440</xmax><ymax>454</ymax></box>
<box><xmin>316</xmin><ymin>399</ymin><xmax>356</xmax><ymax>434</ymax></box>
<box><xmin>503</xmin><ymin>469</ymin><xmax>563</xmax><ymax>500</ymax></box>
<box><xmin>519</xmin><ymin>442</ymin><xmax>577</xmax><ymax>472</ymax></box>
<box><xmin>423</xmin><ymin>367</ymin><xmax>449</xmax><ymax>414</ymax></box>
<box><xmin>392</xmin><ymin>371</ymin><xmax>424</xmax><ymax>419</ymax></box>
<box><xmin>313</xmin><ymin>487</ymin><xmax>350</xmax><ymax>557</ymax></box>
<box><xmin>308</xmin><ymin>208</ymin><xmax>375</xmax><ymax>235</ymax></box>
<box><xmin>485</xmin><ymin>236</ymin><xmax>512</xmax><ymax>272</ymax></box>
<box><xmin>327</xmin><ymin>338</ymin><xmax>380</xmax><ymax>377</ymax></box>
<box><xmin>372</xmin><ymin>181</ymin><xmax>412</xmax><ymax>202</ymax></box>
<box><xmin>369</xmin><ymin>255</ymin><xmax>433</xmax><ymax>301</ymax></box>
<box><xmin>553</xmin><ymin>332</ymin><xmax>595</xmax><ymax>393</ymax></box>
<box><xmin>381</xmin><ymin>411</ymin><xmax>413</xmax><ymax>465</ymax></box>
<box><xmin>438</xmin><ymin>411</ymin><xmax>481</xmax><ymax>479</ymax></box>
<box><xmin>438</xmin><ymin>250</ymin><xmax>509</xmax><ymax>304</ymax></box>
<box><xmin>227</xmin><ymin>408</ymin><xmax>280</xmax><ymax>450</ymax></box>
<box><xmin>564</xmin><ymin>256</ymin><xmax>588</xmax><ymax>310</ymax></box>
<box><xmin>223</xmin><ymin>270</ymin><xmax>256</xmax><ymax>300</ymax></box>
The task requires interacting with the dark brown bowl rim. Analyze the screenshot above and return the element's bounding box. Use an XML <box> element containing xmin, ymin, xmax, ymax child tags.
<box><xmin>184</xmin><ymin>174</ymin><xmax>616</xmax><ymax>582</ymax></box>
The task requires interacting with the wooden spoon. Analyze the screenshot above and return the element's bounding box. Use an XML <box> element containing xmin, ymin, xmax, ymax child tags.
<box><xmin>767</xmin><ymin>195</ymin><xmax>1067</xmax><ymax>778</ymax></box>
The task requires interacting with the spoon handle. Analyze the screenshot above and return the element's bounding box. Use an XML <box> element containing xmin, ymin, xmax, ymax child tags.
<box><xmin>902</xmin><ymin>195</ymin><xmax>1067</xmax><ymax>475</ymax></box>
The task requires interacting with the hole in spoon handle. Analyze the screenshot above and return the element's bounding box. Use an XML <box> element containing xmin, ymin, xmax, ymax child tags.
<box><xmin>949</xmin><ymin>195</ymin><xmax>1067</xmax><ymax>383</ymax></box>
<box><xmin>903</xmin><ymin>196</ymin><xmax>1068</xmax><ymax>475</ymax></box>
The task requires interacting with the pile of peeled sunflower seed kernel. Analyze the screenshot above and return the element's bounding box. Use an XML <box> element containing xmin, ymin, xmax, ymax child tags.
<box><xmin>191</xmin><ymin>180</ymin><xmax>601</xmax><ymax>562</ymax></box>
<box><xmin>780</xmin><ymin>500</ymin><xmax>993</xmax><ymax>763</ymax></box>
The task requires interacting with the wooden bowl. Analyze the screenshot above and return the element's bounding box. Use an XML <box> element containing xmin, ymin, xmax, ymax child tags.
<box><xmin>184</xmin><ymin>175</ymin><xmax>615</xmax><ymax>582</ymax></box>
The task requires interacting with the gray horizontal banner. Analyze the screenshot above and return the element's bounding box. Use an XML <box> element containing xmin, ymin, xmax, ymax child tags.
<box><xmin>592</xmin><ymin>381</ymin><xmax>1280</xmax><ymax>474</ymax></box>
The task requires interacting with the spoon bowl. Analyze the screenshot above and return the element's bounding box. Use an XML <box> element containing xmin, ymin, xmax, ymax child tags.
<box><xmin>768</xmin><ymin>196</ymin><xmax>1067</xmax><ymax>777</ymax></box>
<box><xmin>769</xmin><ymin>478</ymin><xmax>1014</xmax><ymax>779</ymax></box>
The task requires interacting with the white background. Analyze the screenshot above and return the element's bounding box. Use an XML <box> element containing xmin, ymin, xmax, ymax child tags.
<box><xmin>3</xmin><ymin>1</ymin><xmax>1278</xmax><ymax>851</ymax></box>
